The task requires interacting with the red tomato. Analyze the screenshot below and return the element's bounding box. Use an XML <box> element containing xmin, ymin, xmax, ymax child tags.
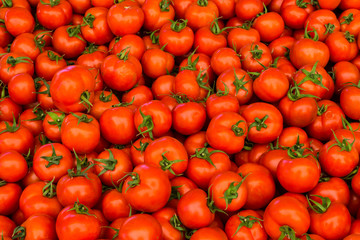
<box><xmin>0</xmin><ymin>151</ymin><xmax>28</xmax><ymax>182</ymax></box>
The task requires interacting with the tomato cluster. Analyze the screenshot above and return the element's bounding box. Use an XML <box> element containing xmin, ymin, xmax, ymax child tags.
<box><xmin>1</xmin><ymin>0</ymin><xmax>360</xmax><ymax>239</ymax></box>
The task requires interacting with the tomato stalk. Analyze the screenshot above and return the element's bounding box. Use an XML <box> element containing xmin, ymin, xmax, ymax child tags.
<box><xmin>26</xmin><ymin>104</ymin><xmax>46</xmax><ymax>121</ymax></box>
<box><xmin>170</xmin><ymin>19</ymin><xmax>188</xmax><ymax>32</ymax></box>
<box><xmin>180</xmin><ymin>49</ymin><xmax>199</xmax><ymax>71</ymax></box>
<box><xmin>233</xmin><ymin>69</ymin><xmax>249</xmax><ymax>95</ymax></box>
<box><xmin>68</xmin><ymin>150</ymin><xmax>95</xmax><ymax>178</ymax></box>
<box><xmin>83</xmin><ymin>43</ymin><xmax>100</xmax><ymax>54</ymax></box>
<box><xmin>38</xmin><ymin>133</ymin><xmax>53</xmax><ymax>146</ymax></box>
<box><xmin>341</xmin><ymin>13</ymin><xmax>353</xmax><ymax>25</ymax></box>
<box><xmin>250</xmin><ymin>44</ymin><xmax>263</xmax><ymax>60</ymax></box>
<box><xmin>296</xmin><ymin>0</ymin><xmax>310</xmax><ymax>8</ymax></box>
<box><xmin>66</xmin><ymin>25</ymin><xmax>85</xmax><ymax>42</ymax></box>
<box><xmin>231</xmin><ymin>215</ymin><xmax>263</xmax><ymax>237</ymax></box>
<box><xmin>169</xmin><ymin>185</ymin><xmax>182</xmax><ymax>201</ymax></box>
<box><xmin>207</xmin><ymin>189</ymin><xmax>227</xmax><ymax>215</ymax></box>
<box><xmin>344</xmin><ymin>31</ymin><xmax>355</xmax><ymax>43</ymax></box>
<box><xmin>170</xmin><ymin>214</ymin><xmax>187</xmax><ymax>233</ymax></box>
<box><xmin>39</xmin><ymin>0</ymin><xmax>60</xmax><ymax>6</ymax></box>
<box><xmin>342</xmin><ymin>166</ymin><xmax>359</xmax><ymax>181</ymax></box>
<box><xmin>307</xmin><ymin>195</ymin><xmax>331</xmax><ymax>214</ymax></box>
<box><xmin>47</xmin><ymin>50</ymin><xmax>63</xmax><ymax>64</ymax></box>
<box><xmin>191</xmin><ymin>147</ymin><xmax>226</xmax><ymax>168</ymax></box>
<box><xmin>68</xmin><ymin>201</ymin><xmax>96</xmax><ymax>216</ymax></box>
<box><xmin>327</xmin><ymin>130</ymin><xmax>355</xmax><ymax>152</ymax></box>
<box><xmin>248</xmin><ymin>115</ymin><xmax>269</xmax><ymax>131</ymax></box>
<box><xmin>47</xmin><ymin>111</ymin><xmax>65</xmax><ymax>131</ymax></box>
<box><xmin>243</xmin><ymin>139</ymin><xmax>254</xmax><ymax>151</ymax></box>
<box><xmin>94</xmin><ymin>149</ymin><xmax>118</xmax><ymax>176</ymax></box>
<box><xmin>70</xmin><ymin>112</ymin><xmax>94</xmax><ymax>125</ymax></box>
<box><xmin>210</xmin><ymin>17</ymin><xmax>234</xmax><ymax>35</ymax></box>
<box><xmin>278</xmin><ymin>225</ymin><xmax>301</xmax><ymax>240</ymax></box>
<box><xmin>317</xmin><ymin>103</ymin><xmax>328</xmax><ymax>116</ymax></box>
<box><xmin>42</xmin><ymin>178</ymin><xmax>57</xmax><ymax>198</ymax></box>
<box><xmin>1</xmin><ymin>0</ymin><xmax>12</xmax><ymax>7</ymax></box>
<box><xmin>149</xmin><ymin>30</ymin><xmax>159</xmax><ymax>44</ymax></box>
<box><xmin>6</xmin><ymin>56</ymin><xmax>32</xmax><ymax>68</ymax></box>
<box><xmin>112</xmin><ymin>97</ymin><xmax>135</xmax><ymax>107</ymax></box>
<box><xmin>197</xmin><ymin>0</ymin><xmax>208</xmax><ymax>7</ymax></box>
<box><xmin>12</xmin><ymin>226</ymin><xmax>26</xmax><ymax>240</ymax></box>
<box><xmin>304</xmin><ymin>22</ymin><xmax>319</xmax><ymax>41</ymax></box>
<box><xmin>122</xmin><ymin>172</ymin><xmax>140</xmax><ymax>193</ymax></box>
<box><xmin>0</xmin><ymin>115</ymin><xmax>20</xmax><ymax>134</ymax></box>
<box><xmin>159</xmin><ymin>151</ymin><xmax>185</xmax><ymax>176</ymax></box>
<box><xmin>80</xmin><ymin>91</ymin><xmax>93</xmax><ymax>112</ymax></box>
<box><xmin>98</xmin><ymin>90</ymin><xmax>113</xmax><ymax>103</ymax></box>
<box><xmin>159</xmin><ymin>0</ymin><xmax>171</xmax><ymax>12</ymax></box>
<box><xmin>298</xmin><ymin>62</ymin><xmax>328</xmax><ymax>90</ymax></box>
<box><xmin>137</xmin><ymin>108</ymin><xmax>155</xmax><ymax>140</ymax></box>
<box><xmin>231</xmin><ymin>120</ymin><xmax>246</xmax><ymax>136</ymax></box>
<box><xmin>221</xmin><ymin>175</ymin><xmax>249</xmax><ymax>210</ymax></box>
<box><xmin>324</xmin><ymin>23</ymin><xmax>335</xmax><ymax>35</ymax></box>
<box><xmin>287</xmin><ymin>81</ymin><xmax>319</xmax><ymax>101</ymax></box>
<box><xmin>82</xmin><ymin>13</ymin><xmax>96</xmax><ymax>28</ymax></box>
<box><xmin>216</xmin><ymin>82</ymin><xmax>229</xmax><ymax>97</ymax></box>
<box><xmin>34</xmin><ymin>31</ymin><xmax>51</xmax><ymax>53</ymax></box>
<box><xmin>0</xmin><ymin>180</ymin><xmax>6</xmax><ymax>187</ymax></box>
<box><xmin>35</xmin><ymin>78</ymin><xmax>51</xmax><ymax>96</ymax></box>
<box><xmin>170</xmin><ymin>92</ymin><xmax>192</xmax><ymax>103</ymax></box>
<box><xmin>41</xmin><ymin>144</ymin><xmax>63</xmax><ymax>168</ymax></box>
<box><xmin>117</xmin><ymin>47</ymin><xmax>130</xmax><ymax>61</ymax></box>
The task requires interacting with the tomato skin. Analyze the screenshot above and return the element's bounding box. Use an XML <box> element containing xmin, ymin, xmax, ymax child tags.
<box><xmin>0</xmin><ymin>53</ymin><xmax>34</xmax><ymax>85</ymax></box>
<box><xmin>0</xmin><ymin>151</ymin><xmax>28</xmax><ymax>183</ymax></box>
<box><xmin>36</xmin><ymin>0</ymin><xmax>73</xmax><ymax>30</ymax></box>
<box><xmin>206</xmin><ymin>93</ymin><xmax>240</xmax><ymax>119</ymax></box>
<box><xmin>190</xmin><ymin>227</ymin><xmax>227</xmax><ymax>240</ymax></box>
<box><xmin>326</xmin><ymin>31</ymin><xmax>358</xmax><ymax>62</ymax></box>
<box><xmin>119</xmin><ymin>214</ymin><xmax>162</xmax><ymax>240</ymax></box>
<box><xmin>290</xmin><ymin>38</ymin><xmax>330</xmax><ymax>69</ymax></box>
<box><xmin>57</xmin><ymin>172</ymin><xmax>102</xmax><ymax>208</ymax></box>
<box><xmin>17</xmin><ymin>214</ymin><xmax>57</xmax><ymax>240</ymax></box>
<box><xmin>177</xmin><ymin>188</ymin><xmax>214</xmax><ymax>229</ymax></box>
<box><xmin>152</xmin><ymin>207</ymin><xmax>184</xmax><ymax>240</ymax></box>
<box><xmin>32</xmin><ymin>143</ymin><xmax>74</xmax><ymax>182</ymax></box>
<box><xmin>101</xmin><ymin>189</ymin><xmax>131</xmax><ymax>222</ymax></box>
<box><xmin>8</xmin><ymin>73</ymin><xmax>36</xmax><ymax>106</ymax></box>
<box><xmin>319</xmin><ymin>140</ymin><xmax>359</xmax><ymax>177</ymax></box>
<box><xmin>263</xmin><ymin>196</ymin><xmax>310</xmax><ymax>239</ymax></box>
<box><xmin>0</xmin><ymin>123</ymin><xmax>34</xmax><ymax>155</ymax></box>
<box><xmin>172</xmin><ymin>102</ymin><xmax>206</xmax><ymax>136</ymax></box>
<box><xmin>0</xmin><ymin>215</ymin><xmax>16</xmax><ymax>238</ymax></box>
<box><xmin>35</xmin><ymin>50</ymin><xmax>67</xmax><ymax>82</ymax></box>
<box><xmin>52</xmin><ymin>25</ymin><xmax>87</xmax><ymax>59</ymax></box>
<box><xmin>19</xmin><ymin>181</ymin><xmax>62</xmax><ymax>219</ymax></box>
<box><xmin>5</xmin><ymin>7</ymin><xmax>35</xmax><ymax>37</ymax></box>
<box><xmin>211</xmin><ymin>47</ymin><xmax>242</xmax><ymax>76</ymax></box>
<box><xmin>142</xmin><ymin>0</ymin><xmax>175</xmax><ymax>31</ymax></box>
<box><xmin>239</xmin><ymin>42</ymin><xmax>272</xmax><ymax>72</ymax></box>
<box><xmin>306</xmin><ymin>100</ymin><xmax>344</xmax><ymax>141</ymax></box>
<box><xmin>309</xmin><ymin>202</ymin><xmax>351</xmax><ymax>240</ymax></box>
<box><xmin>141</xmin><ymin>48</ymin><xmax>174</xmax><ymax>79</ymax></box>
<box><xmin>122</xmin><ymin>164</ymin><xmax>171</xmax><ymax>212</ymax></box>
<box><xmin>242</xmin><ymin>102</ymin><xmax>283</xmax><ymax>144</ymax></box>
<box><xmin>56</xmin><ymin>203</ymin><xmax>101</xmax><ymax>240</ymax></box>
<box><xmin>100</xmin><ymin>107</ymin><xmax>137</xmax><ymax>145</ymax></box>
<box><xmin>209</xmin><ymin>171</ymin><xmax>248</xmax><ymax>211</ymax></box>
<box><xmin>211</xmin><ymin>73</ymin><xmax>242</xmax><ymax>108</ymax></box>
<box><xmin>134</xmin><ymin>100</ymin><xmax>172</xmax><ymax>139</ymax></box>
<box><xmin>107</xmin><ymin>3</ymin><xmax>144</xmax><ymax>37</ymax></box>
<box><xmin>278</xmin><ymin>96</ymin><xmax>317</xmax><ymax>128</ymax></box>
<box><xmin>50</xmin><ymin>65</ymin><xmax>95</xmax><ymax>113</ymax></box>
<box><xmin>94</xmin><ymin>148</ymin><xmax>133</xmax><ymax>186</ymax></box>
<box><xmin>206</xmin><ymin>112</ymin><xmax>248</xmax><ymax>154</ymax></box>
<box><xmin>227</xmin><ymin>26</ymin><xmax>261</xmax><ymax>53</ymax></box>
<box><xmin>184</xmin><ymin>0</ymin><xmax>219</xmax><ymax>31</ymax></box>
<box><xmin>237</xmin><ymin>163</ymin><xmax>276</xmax><ymax>209</ymax></box>
<box><xmin>225</xmin><ymin>210</ymin><xmax>267</xmax><ymax>240</ymax></box>
<box><xmin>235</xmin><ymin>0</ymin><xmax>263</xmax><ymax>21</ymax></box>
<box><xmin>253</xmin><ymin>68</ymin><xmax>289</xmax><ymax>102</ymax></box>
<box><xmin>340</xmin><ymin>86</ymin><xmax>360</xmax><ymax>120</ymax></box>
<box><xmin>253</xmin><ymin>12</ymin><xmax>284</xmax><ymax>42</ymax></box>
<box><xmin>0</xmin><ymin>182</ymin><xmax>21</xmax><ymax>215</ymax></box>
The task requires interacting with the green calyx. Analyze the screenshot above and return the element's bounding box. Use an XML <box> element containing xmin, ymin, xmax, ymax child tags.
<box><xmin>41</xmin><ymin>144</ymin><xmax>63</xmax><ymax>168</ymax></box>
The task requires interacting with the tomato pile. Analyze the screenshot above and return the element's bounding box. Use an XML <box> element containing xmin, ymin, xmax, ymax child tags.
<box><xmin>1</xmin><ymin>0</ymin><xmax>360</xmax><ymax>239</ymax></box>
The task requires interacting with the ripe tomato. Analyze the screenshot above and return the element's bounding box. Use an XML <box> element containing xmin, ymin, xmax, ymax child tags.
<box><xmin>52</xmin><ymin>25</ymin><xmax>87</xmax><ymax>59</ymax></box>
<box><xmin>225</xmin><ymin>210</ymin><xmax>267</xmax><ymax>240</ymax></box>
<box><xmin>253</xmin><ymin>12</ymin><xmax>284</xmax><ymax>42</ymax></box>
<box><xmin>142</xmin><ymin>0</ymin><xmax>175</xmax><ymax>31</ymax></box>
<box><xmin>177</xmin><ymin>188</ymin><xmax>215</xmax><ymax>229</ymax></box>
<box><xmin>237</xmin><ymin>163</ymin><xmax>276</xmax><ymax>209</ymax></box>
<box><xmin>56</xmin><ymin>202</ymin><xmax>101</xmax><ymax>240</ymax></box>
<box><xmin>13</xmin><ymin>214</ymin><xmax>57</xmax><ymax>240</ymax></box>
<box><xmin>134</xmin><ymin>100</ymin><xmax>172</xmax><ymax>139</ymax></box>
<box><xmin>4</xmin><ymin>7</ymin><xmax>35</xmax><ymax>37</ymax></box>
<box><xmin>36</xmin><ymin>0</ymin><xmax>73</xmax><ymax>30</ymax></box>
<box><xmin>107</xmin><ymin>2</ymin><xmax>144</xmax><ymax>36</ymax></box>
<box><xmin>0</xmin><ymin>151</ymin><xmax>28</xmax><ymax>183</ymax></box>
<box><xmin>240</xmin><ymin>42</ymin><xmax>272</xmax><ymax>72</ymax></box>
<box><xmin>235</xmin><ymin>0</ymin><xmax>263</xmax><ymax>21</ymax></box>
<box><xmin>19</xmin><ymin>181</ymin><xmax>62</xmax><ymax>219</ymax></box>
<box><xmin>209</xmin><ymin>171</ymin><xmax>248</xmax><ymax>211</ymax></box>
<box><xmin>32</xmin><ymin>143</ymin><xmax>74</xmax><ymax>182</ymax></box>
<box><xmin>0</xmin><ymin>181</ymin><xmax>21</xmax><ymax>215</ymax></box>
<box><xmin>263</xmin><ymin>195</ymin><xmax>310</xmax><ymax>239</ymax></box>
<box><xmin>173</xmin><ymin>102</ymin><xmax>207</xmax><ymax>135</ymax></box>
<box><xmin>227</xmin><ymin>23</ymin><xmax>261</xmax><ymax>52</ymax></box>
<box><xmin>119</xmin><ymin>214</ymin><xmax>162</xmax><ymax>240</ymax></box>
<box><xmin>184</xmin><ymin>0</ymin><xmax>219</xmax><ymax>31</ymax></box>
<box><xmin>141</xmin><ymin>48</ymin><xmax>174</xmax><ymax>79</ymax></box>
<box><xmin>310</xmin><ymin>177</ymin><xmax>350</xmax><ymax>206</ymax></box>
<box><xmin>122</xmin><ymin>164</ymin><xmax>171</xmax><ymax>212</ymax></box>
<box><xmin>0</xmin><ymin>53</ymin><xmax>34</xmax><ymax>84</ymax></box>
<box><xmin>190</xmin><ymin>227</ymin><xmax>228</xmax><ymax>240</ymax></box>
<box><xmin>206</xmin><ymin>112</ymin><xmax>248</xmax><ymax>154</ymax></box>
